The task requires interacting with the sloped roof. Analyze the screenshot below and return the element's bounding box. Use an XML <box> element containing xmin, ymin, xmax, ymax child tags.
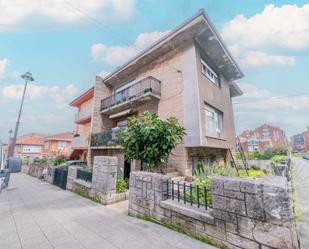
<box><xmin>44</xmin><ymin>132</ymin><xmax>73</xmax><ymax>142</ymax></box>
<box><xmin>69</xmin><ymin>87</ymin><xmax>94</xmax><ymax>107</ymax></box>
<box><xmin>16</xmin><ymin>133</ymin><xmax>46</xmax><ymax>145</ymax></box>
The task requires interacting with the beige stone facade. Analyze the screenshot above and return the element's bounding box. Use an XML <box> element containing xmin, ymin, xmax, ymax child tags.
<box><xmin>89</xmin><ymin>11</ymin><xmax>243</xmax><ymax>177</ymax></box>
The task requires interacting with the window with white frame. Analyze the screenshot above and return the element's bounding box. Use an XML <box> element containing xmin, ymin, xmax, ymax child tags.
<box><xmin>58</xmin><ymin>141</ymin><xmax>66</xmax><ymax>150</ymax></box>
<box><xmin>205</xmin><ymin>104</ymin><xmax>223</xmax><ymax>138</ymax></box>
<box><xmin>201</xmin><ymin>59</ymin><xmax>219</xmax><ymax>86</ymax></box>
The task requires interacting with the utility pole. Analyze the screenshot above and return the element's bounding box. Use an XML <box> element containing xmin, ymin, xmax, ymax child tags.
<box><xmin>9</xmin><ymin>72</ymin><xmax>34</xmax><ymax>157</ymax></box>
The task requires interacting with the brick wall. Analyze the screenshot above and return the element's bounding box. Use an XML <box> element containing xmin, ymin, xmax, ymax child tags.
<box><xmin>129</xmin><ymin>172</ymin><xmax>299</xmax><ymax>249</ymax></box>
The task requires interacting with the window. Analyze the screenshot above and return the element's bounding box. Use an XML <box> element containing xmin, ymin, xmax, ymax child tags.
<box><xmin>44</xmin><ymin>142</ymin><xmax>49</xmax><ymax>150</ymax></box>
<box><xmin>205</xmin><ymin>105</ymin><xmax>223</xmax><ymax>138</ymax></box>
<box><xmin>201</xmin><ymin>59</ymin><xmax>219</xmax><ymax>86</ymax></box>
<box><xmin>58</xmin><ymin>141</ymin><xmax>66</xmax><ymax>150</ymax></box>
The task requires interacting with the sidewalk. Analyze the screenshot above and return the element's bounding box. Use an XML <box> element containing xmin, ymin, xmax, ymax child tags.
<box><xmin>0</xmin><ymin>173</ymin><xmax>217</xmax><ymax>249</ymax></box>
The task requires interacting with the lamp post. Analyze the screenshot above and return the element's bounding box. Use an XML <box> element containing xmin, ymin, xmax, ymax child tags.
<box><xmin>9</xmin><ymin>72</ymin><xmax>34</xmax><ymax>157</ymax></box>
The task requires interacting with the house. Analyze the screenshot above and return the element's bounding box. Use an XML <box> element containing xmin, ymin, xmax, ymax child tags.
<box><xmin>303</xmin><ymin>127</ymin><xmax>309</xmax><ymax>152</ymax></box>
<box><xmin>239</xmin><ymin>124</ymin><xmax>288</xmax><ymax>153</ymax></box>
<box><xmin>42</xmin><ymin>132</ymin><xmax>73</xmax><ymax>158</ymax></box>
<box><xmin>69</xmin><ymin>87</ymin><xmax>94</xmax><ymax>160</ymax></box>
<box><xmin>89</xmin><ymin>10</ymin><xmax>243</xmax><ymax>177</ymax></box>
<box><xmin>14</xmin><ymin>133</ymin><xmax>46</xmax><ymax>158</ymax></box>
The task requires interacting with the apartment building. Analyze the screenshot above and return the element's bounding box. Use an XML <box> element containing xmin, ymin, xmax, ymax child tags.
<box><xmin>303</xmin><ymin>127</ymin><xmax>309</xmax><ymax>152</ymax></box>
<box><xmin>239</xmin><ymin>124</ymin><xmax>288</xmax><ymax>153</ymax></box>
<box><xmin>69</xmin><ymin>87</ymin><xmax>94</xmax><ymax>160</ymax></box>
<box><xmin>291</xmin><ymin>133</ymin><xmax>305</xmax><ymax>152</ymax></box>
<box><xmin>89</xmin><ymin>10</ymin><xmax>243</xmax><ymax>177</ymax></box>
<box><xmin>42</xmin><ymin>132</ymin><xmax>73</xmax><ymax>158</ymax></box>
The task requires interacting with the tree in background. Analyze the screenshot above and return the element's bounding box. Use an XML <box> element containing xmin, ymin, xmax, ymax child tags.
<box><xmin>120</xmin><ymin>112</ymin><xmax>185</xmax><ymax>172</ymax></box>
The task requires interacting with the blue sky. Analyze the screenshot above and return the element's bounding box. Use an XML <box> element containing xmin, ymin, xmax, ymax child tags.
<box><xmin>0</xmin><ymin>0</ymin><xmax>308</xmax><ymax>142</ymax></box>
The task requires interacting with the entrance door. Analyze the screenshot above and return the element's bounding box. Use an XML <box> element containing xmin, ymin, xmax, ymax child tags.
<box><xmin>124</xmin><ymin>160</ymin><xmax>131</xmax><ymax>179</ymax></box>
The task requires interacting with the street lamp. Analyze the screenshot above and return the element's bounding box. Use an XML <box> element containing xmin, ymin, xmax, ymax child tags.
<box><xmin>9</xmin><ymin>72</ymin><xmax>34</xmax><ymax>157</ymax></box>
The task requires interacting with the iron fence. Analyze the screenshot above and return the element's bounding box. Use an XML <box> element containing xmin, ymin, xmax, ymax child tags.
<box><xmin>90</xmin><ymin>127</ymin><xmax>124</xmax><ymax>147</ymax></box>
<box><xmin>163</xmin><ymin>180</ymin><xmax>212</xmax><ymax>210</ymax></box>
<box><xmin>53</xmin><ymin>167</ymin><xmax>68</xmax><ymax>190</ymax></box>
<box><xmin>77</xmin><ymin>169</ymin><xmax>92</xmax><ymax>182</ymax></box>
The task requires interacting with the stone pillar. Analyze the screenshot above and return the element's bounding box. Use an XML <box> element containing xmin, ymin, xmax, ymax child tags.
<box><xmin>66</xmin><ymin>166</ymin><xmax>80</xmax><ymax>190</ymax></box>
<box><xmin>92</xmin><ymin>156</ymin><xmax>118</xmax><ymax>193</ymax></box>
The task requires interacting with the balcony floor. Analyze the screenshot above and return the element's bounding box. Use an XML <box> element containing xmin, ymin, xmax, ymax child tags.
<box><xmin>100</xmin><ymin>92</ymin><xmax>160</xmax><ymax>115</ymax></box>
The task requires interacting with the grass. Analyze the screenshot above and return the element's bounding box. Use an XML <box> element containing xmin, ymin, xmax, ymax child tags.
<box><xmin>292</xmin><ymin>153</ymin><xmax>303</xmax><ymax>158</ymax></box>
<box><xmin>237</xmin><ymin>169</ymin><xmax>271</xmax><ymax>179</ymax></box>
<box><xmin>132</xmin><ymin>214</ymin><xmax>228</xmax><ymax>249</ymax></box>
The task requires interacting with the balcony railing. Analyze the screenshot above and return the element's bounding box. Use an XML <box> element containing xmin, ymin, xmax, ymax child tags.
<box><xmin>90</xmin><ymin>127</ymin><xmax>125</xmax><ymax>147</ymax></box>
<box><xmin>100</xmin><ymin>76</ymin><xmax>161</xmax><ymax>112</ymax></box>
<box><xmin>72</xmin><ymin>136</ymin><xmax>88</xmax><ymax>149</ymax></box>
<box><xmin>75</xmin><ymin>109</ymin><xmax>92</xmax><ymax>123</ymax></box>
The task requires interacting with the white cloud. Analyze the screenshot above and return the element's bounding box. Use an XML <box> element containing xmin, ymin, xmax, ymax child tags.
<box><xmin>237</xmin><ymin>83</ymin><xmax>271</xmax><ymax>98</ymax></box>
<box><xmin>1</xmin><ymin>83</ymin><xmax>78</xmax><ymax>104</ymax></box>
<box><xmin>91</xmin><ymin>30</ymin><xmax>170</xmax><ymax>66</ymax></box>
<box><xmin>238</xmin><ymin>51</ymin><xmax>296</xmax><ymax>68</ymax></box>
<box><xmin>97</xmin><ymin>70</ymin><xmax>110</xmax><ymax>78</ymax></box>
<box><xmin>223</xmin><ymin>4</ymin><xmax>309</xmax><ymax>50</ymax></box>
<box><xmin>0</xmin><ymin>59</ymin><xmax>9</xmax><ymax>79</ymax></box>
<box><xmin>0</xmin><ymin>0</ymin><xmax>136</xmax><ymax>31</ymax></box>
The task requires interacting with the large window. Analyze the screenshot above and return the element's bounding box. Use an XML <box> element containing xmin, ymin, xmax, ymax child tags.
<box><xmin>201</xmin><ymin>59</ymin><xmax>219</xmax><ymax>86</ymax></box>
<box><xmin>205</xmin><ymin>104</ymin><xmax>223</xmax><ymax>139</ymax></box>
<box><xmin>58</xmin><ymin>141</ymin><xmax>66</xmax><ymax>150</ymax></box>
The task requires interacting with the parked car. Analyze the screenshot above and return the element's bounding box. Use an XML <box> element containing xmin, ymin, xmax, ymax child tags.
<box><xmin>59</xmin><ymin>160</ymin><xmax>87</xmax><ymax>168</ymax></box>
<box><xmin>303</xmin><ymin>153</ymin><xmax>309</xmax><ymax>160</ymax></box>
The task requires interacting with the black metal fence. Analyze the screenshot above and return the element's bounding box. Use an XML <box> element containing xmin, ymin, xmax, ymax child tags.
<box><xmin>163</xmin><ymin>180</ymin><xmax>212</xmax><ymax>210</ymax></box>
<box><xmin>77</xmin><ymin>169</ymin><xmax>92</xmax><ymax>182</ymax></box>
<box><xmin>53</xmin><ymin>167</ymin><xmax>68</xmax><ymax>189</ymax></box>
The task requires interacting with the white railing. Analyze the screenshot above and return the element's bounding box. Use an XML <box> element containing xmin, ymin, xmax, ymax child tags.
<box><xmin>72</xmin><ymin>136</ymin><xmax>88</xmax><ymax>148</ymax></box>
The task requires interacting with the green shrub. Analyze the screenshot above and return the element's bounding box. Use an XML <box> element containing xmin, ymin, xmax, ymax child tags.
<box><xmin>238</xmin><ymin>169</ymin><xmax>272</xmax><ymax>179</ymax></box>
<box><xmin>116</xmin><ymin>178</ymin><xmax>128</xmax><ymax>193</ymax></box>
<box><xmin>271</xmin><ymin>155</ymin><xmax>288</xmax><ymax>166</ymax></box>
<box><xmin>53</xmin><ymin>156</ymin><xmax>67</xmax><ymax>166</ymax></box>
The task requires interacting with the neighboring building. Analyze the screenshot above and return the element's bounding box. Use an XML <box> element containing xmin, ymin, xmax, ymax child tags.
<box><xmin>303</xmin><ymin>127</ymin><xmax>309</xmax><ymax>152</ymax></box>
<box><xmin>290</xmin><ymin>133</ymin><xmax>305</xmax><ymax>152</ymax></box>
<box><xmin>69</xmin><ymin>87</ymin><xmax>94</xmax><ymax>160</ymax></box>
<box><xmin>239</xmin><ymin>124</ymin><xmax>288</xmax><ymax>153</ymax></box>
<box><xmin>15</xmin><ymin>133</ymin><xmax>45</xmax><ymax>158</ymax></box>
<box><xmin>89</xmin><ymin>10</ymin><xmax>243</xmax><ymax>178</ymax></box>
<box><xmin>42</xmin><ymin>132</ymin><xmax>73</xmax><ymax>158</ymax></box>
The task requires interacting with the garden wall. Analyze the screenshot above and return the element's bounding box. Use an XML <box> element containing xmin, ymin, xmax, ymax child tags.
<box><xmin>67</xmin><ymin>156</ymin><xmax>129</xmax><ymax>205</ymax></box>
<box><xmin>129</xmin><ymin>172</ymin><xmax>299</xmax><ymax>249</ymax></box>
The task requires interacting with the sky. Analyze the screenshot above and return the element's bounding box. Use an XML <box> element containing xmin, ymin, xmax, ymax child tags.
<box><xmin>0</xmin><ymin>0</ymin><xmax>308</xmax><ymax>142</ymax></box>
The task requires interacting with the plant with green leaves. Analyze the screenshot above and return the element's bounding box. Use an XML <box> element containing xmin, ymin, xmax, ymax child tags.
<box><xmin>116</xmin><ymin>178</ymin><xmax>128</xmax><ymax>193</ymax></box>
<box><xmin>119</xmin><ymin>112</ymin><xmax>185</xmax><ymax>171</ymax></box>
<box><xmin>53</xmin><ymin>156</ymin><xmax>67</xmax><ymax>166</ymax></box>
<box><xmin>270</xmin><ymin>155</ymin><xmax>288</xmax><ymax>166</ymax></box>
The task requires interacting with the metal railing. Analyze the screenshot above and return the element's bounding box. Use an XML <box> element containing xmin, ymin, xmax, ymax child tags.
<box><xmin>77</xmin><ymin>168</ymin><xmax>92</xmax><ymax>182</ymax></box>
<box><xmin>90</xmin><ymin>127</ymin><xmax>124</xmax><ymax>147</ymax></box>
<box><xmin>163</xmin><ymin>180</ymin><xmax>212</xmax><ymax>210</ymax></box>
<box><xmin>101</xmin><ymin>76</ymin><xmax>161</xmax><ymax>111</ymax></box>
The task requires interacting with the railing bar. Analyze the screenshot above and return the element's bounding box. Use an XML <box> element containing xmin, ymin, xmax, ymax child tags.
<box><xmin>183</xmin><ymin>183</ymin><xmax>186</xmax><ymax>204</ymax></box>
<box><xmin>190</xmin><ymin>183</ymin><xmax>193</xmax><ymax>206</ymax></box>
<box><xmin>204</xmin><ymin>186</ymin><xmax>207</xmax><ymax>210</ymax></box>
<box><xmin>177</xmin><ymin>182</ymin><xmax>180</xmax><ymax>202</ymax></box>
<box><xmin>197</xmin><ymin>185</ymin><xmax>200</xmax><ymax>208</ymax></box>
<box><xmin>166</xmin><ymin>181</ymin><xmax>169</xmax><ymax>199</ymax></box>
<box><xmin>172</xmin><ymin>181</ymin><xmax>174</xmax><ymax>200</ymax></box>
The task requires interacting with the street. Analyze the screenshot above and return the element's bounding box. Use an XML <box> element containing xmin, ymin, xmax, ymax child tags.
<box><xmin>0</xmin><ymin>173</ymin><xmax>216</xmax><ymax>249</ymax></box>
<box><xmin>294</xmin><ymin>157</ymin><xmax>309</xmax><ymax>249</ymax></box>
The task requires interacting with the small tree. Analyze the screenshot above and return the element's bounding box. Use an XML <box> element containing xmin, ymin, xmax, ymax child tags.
<box><xmin>120</xmin><ymin>112</ymin><xmax>185</xmax><ymax>171</ymax></box>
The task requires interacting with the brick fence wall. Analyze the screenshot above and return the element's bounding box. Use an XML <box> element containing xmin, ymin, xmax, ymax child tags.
<box><xmin>129</xmin><ymin>172</ymin><xmax>299</xmax><ymax>249</ymax></box>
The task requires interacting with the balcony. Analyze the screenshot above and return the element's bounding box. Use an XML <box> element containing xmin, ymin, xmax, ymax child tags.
<box><xmin>75</xmin><ymin>109</ymin><xmax>92</xmax><ymax>124</ymax></box>
<box><xmin>100</xmin><ymin>76</ymin><xmax>161</xmax><ymax>115</ymax></box>
<box><xmin>72</xmin><ymin>136</ymin><xmax>88</xmax><ymax>149</ymax></box>
<box><xmin>90</xmin><ymin>127</ymin><xmax>124</xmax><ymax>148</ymax></box>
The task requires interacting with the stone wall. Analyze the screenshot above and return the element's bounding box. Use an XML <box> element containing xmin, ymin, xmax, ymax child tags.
<box><xmin>67</xmin><ymin>156</ymin><xmax>129</xmax><ymax>205</ymax></box>
<box><xmin>129</xmin><ymin>172</ymin><xmax>299</xmax><ymax>249</ymax></box>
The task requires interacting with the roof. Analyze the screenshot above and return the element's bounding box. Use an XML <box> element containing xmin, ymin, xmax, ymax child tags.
<box><xmin>101</xmin><ymin>9</ymin><xmax>243</xmax><ymax>95</ymax></box>
<box><xmin>69</xmin><ymin>87</ymin><xmax>94</xmax><ymax>107</ymax></box>
<box><xmin>16</xmin><ymin>133</ymin><xmax>46</xmax><ymax>146</ymax></box>
<box><xmin>44</xmin><ymin>132</ymin><xmax>73</xmax><ymax>142</ymax></box>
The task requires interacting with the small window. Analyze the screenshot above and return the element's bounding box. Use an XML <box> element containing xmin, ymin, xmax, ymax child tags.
<box><xmin>205</xmin><ymin>104</ymin><xmax>223</xmax><ymax>139</ymax></box>
<box><xmin>201</xmin><ymin>59</ymin><xmax>219</xmax><ymax>86</ymax></box>
<box><xmin>58</xmin><ymin>141</ymin><xmax>66</xmax><ymax>150</ymax></box>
